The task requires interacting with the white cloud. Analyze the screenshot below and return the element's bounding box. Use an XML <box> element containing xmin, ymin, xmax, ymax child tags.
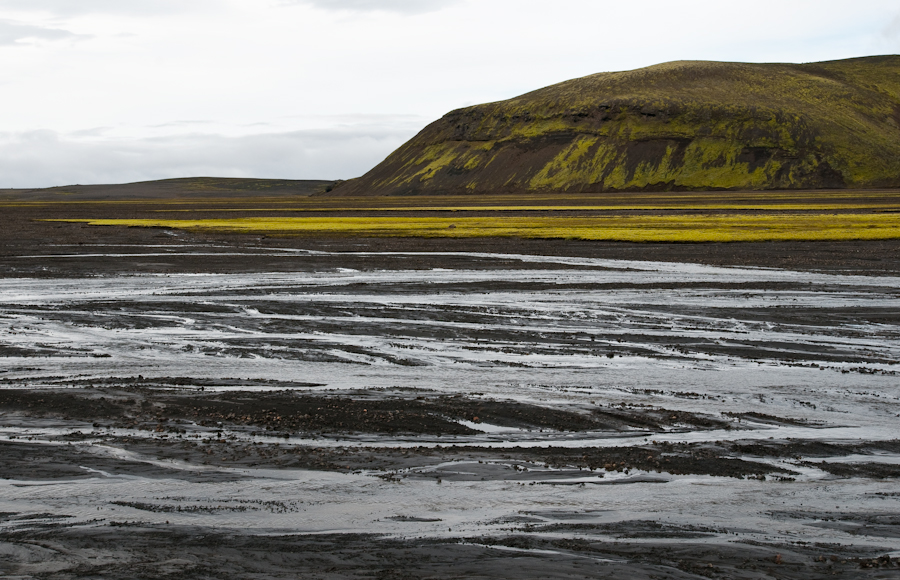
<box><xmin>0</xmin><ymin>19</ymin><xmax>77</xmax><ymax>45</ymax></box>
<box><xmin>0</xmin><ymin>0</ymin><xmax>211</xmax><ymax>16</ymax></box>
<box><xmin>284</xmin><ymin>0</ymin><xmax>460</xmax><ymax>14</ymax></box>
<box><xmin>0</xmin><ymin>126</ymin><xmax>420</xmax><ymax>188</ymax></box>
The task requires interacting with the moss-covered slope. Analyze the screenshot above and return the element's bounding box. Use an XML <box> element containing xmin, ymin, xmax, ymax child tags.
<box><xmin>333</xmin><ymin>56</ymin><xmax>900</xmax><ymax>196</ymax></box>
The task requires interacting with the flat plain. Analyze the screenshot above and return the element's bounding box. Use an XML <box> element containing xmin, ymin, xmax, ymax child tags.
<box><xmin>43</xmin><ymin>189</ymin><xmax>900</xmax><ymax>242</ymax></box>
<box><xmin>1</xmin><ymin>190</ymin><xmax>900</xmax><ymax>579</ymax></box>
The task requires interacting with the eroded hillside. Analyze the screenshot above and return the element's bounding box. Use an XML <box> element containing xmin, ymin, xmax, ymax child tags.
<box><xmin>333</xmin><ymin>56</ymin><xmax>900</xmax><ymax>195</ymax></box>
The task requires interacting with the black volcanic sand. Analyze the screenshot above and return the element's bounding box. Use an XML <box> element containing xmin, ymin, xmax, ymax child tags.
<box><xmin>2</xmin><ymin>524</ymin><xmax>897</xmax><ymax>579</ymax></box>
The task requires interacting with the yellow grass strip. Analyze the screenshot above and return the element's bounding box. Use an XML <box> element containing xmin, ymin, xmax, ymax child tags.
<box><xmin>47</xmin><ymin>213</ymin><xmax>900</xmax><ymax>242</ymax></box>
<box><xmin>152</xmin><ymin>204</ymin><xmax>900</xmax><ymax>213</ymax></box>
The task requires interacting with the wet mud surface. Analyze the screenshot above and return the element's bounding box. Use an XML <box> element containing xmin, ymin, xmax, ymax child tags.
<box><xmin>3</xmin><ymin>525</ymin><xmax>899</xmax><ymax>580</ymax></box>
<box><xmin>2</xmin><ymin>205</ymin><xmax>900</xmax><ymax>578</ymax></box>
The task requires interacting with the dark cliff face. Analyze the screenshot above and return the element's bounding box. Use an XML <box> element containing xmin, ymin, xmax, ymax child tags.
<box><xmin>332</xmin><ymin>56</ymin><xmax>900</xmax><ymax>196</ymax></box>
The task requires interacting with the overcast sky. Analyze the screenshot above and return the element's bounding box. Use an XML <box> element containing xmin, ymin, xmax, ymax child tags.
<box><xmin>0</xmin><ymin>0</ymin><xmax>898</xmax><ymax>188</ymax></box>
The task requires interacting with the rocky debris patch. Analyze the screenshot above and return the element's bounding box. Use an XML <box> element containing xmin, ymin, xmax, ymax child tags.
<box><xmin>731</xmin><ymin>439</ymin><xmax>900</xmax><ymax>459</ymax></box>
<box><xmin>507</xmin><ymin>442</ymin><xmax>795</xmax><ymax>479</ymax></box>
<box><xmin>806</xmin><ymin>461</ymin><xmax>900</xmax><ymax>479</ymax></box>
<box><xmin>0</xmin><ymin>387</ymin><xmax>734</xmax><ymax>436</ymax></box>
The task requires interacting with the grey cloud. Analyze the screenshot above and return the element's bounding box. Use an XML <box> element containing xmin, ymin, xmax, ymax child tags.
<box><xmin>285</xmin><ymin>0</ymin><xmax>460</xmax><ymax>15</ymax></box>
<box><xmin>0</xmin><ymin>19</ymin><xmax>77</xmax><ymax>45</ymax></box>
<box><xmin>0</xmin><ymin>127</ymin><xmax>419</xmax><ymax>188</ymax></box>
<box><xmin>66</xmin><ymin>127</ymin><xmax>112</xmax><ymax>138</ymax></box>
<box><xmin>885</xmin><ymin>14</ymin><xmax>900</xmax><ymax>43</ymax></box>
<box><xmin>149</xmin><ymin>120</ymin><xmax>214</xmax><ymax>129</ymax></box>
<box><xmin>0</xmin><ymin>0</ymin><xmax>212</xmax><ymax>16</ymax></box>
<box><xmin>280</xmin><ymin>113</ymin><xmax>430</xmax><ymax>127</ymax></box>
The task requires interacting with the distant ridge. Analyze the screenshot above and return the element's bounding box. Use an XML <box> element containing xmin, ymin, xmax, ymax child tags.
<box><xmin>332</xmin><ymin>56</ymin><xmax>900</xmax><ymax>196</ymax></box>
<box><xmin>0</xmin><ymin>177</ymin><xmax>336</xmax><ymax>201</ymax></box>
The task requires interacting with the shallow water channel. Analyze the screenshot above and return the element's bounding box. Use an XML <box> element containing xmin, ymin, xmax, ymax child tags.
<box><xmin>1</xmin><ymin>247</ymin><xmax>899</xmax><ymax>577</ymax></box>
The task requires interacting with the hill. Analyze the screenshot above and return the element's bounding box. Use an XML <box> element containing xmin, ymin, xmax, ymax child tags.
<box><xmin>0</xmin><ymin>177</ymin><xmax>336</xmax><ymax>201</ymax></box>
<box><xmin>331</xmin><ymin>56</ymin><xmax>900</xmax><ymax>196</ymax></box>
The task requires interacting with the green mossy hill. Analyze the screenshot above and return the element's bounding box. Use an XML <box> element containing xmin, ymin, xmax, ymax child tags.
<box><xmin>332</xmin><ymin>56</ymin><xmax>900</xmax><ymax>196</ymax></box>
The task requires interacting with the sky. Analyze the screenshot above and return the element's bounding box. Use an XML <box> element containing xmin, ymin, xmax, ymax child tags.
<box><xmin>0</xmin><ymin>0</ymin><xmax>898</xmax><ymax>188</ymax></box>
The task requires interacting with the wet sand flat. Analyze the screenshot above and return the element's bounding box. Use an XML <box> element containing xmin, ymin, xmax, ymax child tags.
<box><xmin>1</xmin><ymin>199</ymin><xmax>900</xmax><ymax>578</ymax></box>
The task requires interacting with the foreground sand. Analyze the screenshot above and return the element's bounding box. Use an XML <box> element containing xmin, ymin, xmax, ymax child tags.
<box><xmin>1</xmin><ymin>199</ymin><xmax>899</xmax><ymax>578</ymax></box>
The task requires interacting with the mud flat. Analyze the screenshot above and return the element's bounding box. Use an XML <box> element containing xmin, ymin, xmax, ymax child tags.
<box><xmin>1</xmin><ymin>204</ymin><xmax>900</xmax><ymax>578</ymax></box>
